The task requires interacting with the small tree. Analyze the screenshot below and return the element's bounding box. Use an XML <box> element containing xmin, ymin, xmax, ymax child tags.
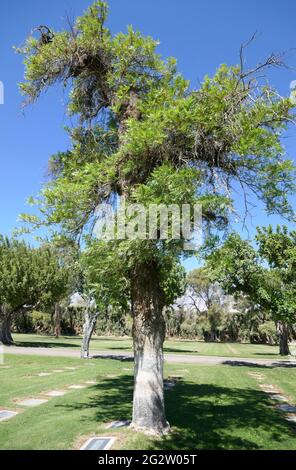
<box><xmin>69</xmin><ymin>292</ymin><xmax>98</xmax><ymax>358</ymax></box>
<box><xmin>18</xmin><ymin>1</ymin><xmax>295</xmax><ymax>433</ymax></box>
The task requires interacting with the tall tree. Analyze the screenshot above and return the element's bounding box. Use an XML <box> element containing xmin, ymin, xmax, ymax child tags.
<box><xmin>19</xmin><ymin>1</ymin><xmax>295</xmax><ymax>433</ymax></box>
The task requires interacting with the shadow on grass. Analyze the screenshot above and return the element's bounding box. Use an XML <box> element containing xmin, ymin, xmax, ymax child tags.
<box><xmin>107</xmin><ymin>346</ymin><xmax>201</xmax><ymax>354</ymax></box>
<box><xmin>57</xmin><ymin>374</ymin><xmax>294</xmax><ymax>449</ymax></box>
<box><xmin>14</xmin><ymin>341</ymin><xmax>80</xmax><ymax>349</ymax></box>
<box><xmin>254</xmin><ymin>352</ymin><xmax>281</xmax><ymax>357</ymax></box>
<box><xmin>92</xmin><ymin>354</ymin><xmax>133</xmax><ymax>362</ymax></box>
<box><xmin>222</xmin><ymin>360</ymin><xmax>296</xmax><ymax>368</ymax></box>
<box><xmin>163</xmin><ymin>348</ymin><xmax>199</xmax><ymax>354</ymax></box>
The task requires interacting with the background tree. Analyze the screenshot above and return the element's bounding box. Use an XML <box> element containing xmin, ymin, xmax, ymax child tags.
<box><xmin>187</xmin><ymin>268</ymin><xmax>227</xmax><ymax>341</ymax></box>
<box><xmin>19</xmin><ymin>1</ymin><xmax>295</xmax><ymax>433</ymax></box>
<box><xmin>187</xmin><ymin>268</ymin><xmax>258</xmax><ymax>342</ymax></box>
<box><xmin>206</xmin><ymin>230</ymin><xmax>296</xmax><ymax>355</ymax></box>
<box><xmin>69</xmin><ymin>240</ymin><xmax>131</xmax><ymax>359</ymax></box>
<box><xmin>0</xmin><ymin>236</ymin><xmax>71</xmax><ymax>345</ymax></box>
<box><xmin>256</xmin><ymin>225</ymin><xmax>296</xmax><ymax>355</ymax></box>
<box><xmin>69</xmin><ymin>292</ymin><xmax>98</xmax><ymax>359</ymax></box>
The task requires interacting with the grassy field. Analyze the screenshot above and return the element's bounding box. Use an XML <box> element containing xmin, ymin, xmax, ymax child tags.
<box><xmin>12</xmin><ymin>333</ymin><xmax>296</xmax><ymax>359</ymax></box>
<box><xmin>1</xmin><ymin>354</ymin><xmax>296</xmax><ymax>450</ymax></box>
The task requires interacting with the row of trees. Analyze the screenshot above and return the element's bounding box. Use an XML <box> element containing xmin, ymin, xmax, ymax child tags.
<box><xmin>2</xmin><ymin>228</ymin><xmax>294</xmax><ymax>354</ymax></box>
<box><xmin>7</xmin><ymin>273</ymin><xmax>281</xmax><ymax>347</ymax></box>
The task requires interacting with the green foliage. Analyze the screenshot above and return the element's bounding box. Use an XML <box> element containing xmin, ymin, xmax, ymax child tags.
<box><xmin>257</xmin><ymin>321</ymin><xmax>278</xmax><ymax>345</ymax></box>
<box><xmin>206</xmin><ymin>227</ymin><xmax>296</xmax><ymax>327</ymax></box>
<box><xmin>17</xmin><ymin>1</ymin><xmax>296</xmax><ymax>317</ymax></box>
<box><xmin>14</xmin><ymin>310</ymin><xmax>53</xmax><ymax>335</ymax></box>
<box><xmin>206</xmin><ymin>234</ymin><xmax>262</xmax><ymax>296</ymax></box>
<box><xmin>95</xmin><ymin>307</ymin><xmax>131</xmax><ymax>336</ymax></box>
<box><xmin>80</xmin><ymin>239</ymin><xmax>130</xmax><ymax>311</ymax></box>
<box><xmin>180</xmin><ymin>319</ymin><xmax>200</xmax><ymax>339</ymax></box>
<box><xmin>0</xmin><ymin>236</ymin><xmax>72</xmax><ymax>315</ymax></box>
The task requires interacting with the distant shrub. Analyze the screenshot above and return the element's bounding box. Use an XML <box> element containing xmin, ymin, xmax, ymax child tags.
<box><xmin>95</xmin><ymin>310</ymin><xmax>132</xmax><ymax>337</ymax></box>
<box><xmin>257</xmin><ymin>321</ymin><xmax>278</xmax><ymax>345</ymax></box>
<box><xmin>180</xmin><ymin>320</ymin><xmax>201</xmax><ymax>339</ymax></box>
<box><xmin>13</xmin><ymin>310</ymin><xmax>52</xmax><ymax>334</ymax></box>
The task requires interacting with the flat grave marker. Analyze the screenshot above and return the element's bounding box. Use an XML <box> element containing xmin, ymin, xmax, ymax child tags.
<box><xmin>80</xmin><ymin>437</ymin><xmax>116</xmax><ymax>451</ymax></box>
<box><xmin>106</xmin><ymin>420</ymin><xmax>130</xmax><ymax>429</ymax></box>
<box><xmin>285</xmin><ymin>415</ymin><xmax>296</xmax><ymax>423</ymax></box>
<box><xmin>277</xmin><ymin>404</ymin><xmax>296</xmax><ymax>413</ymax></box>
<box><xmin>248</xmin><ymin>372</ymin><xmax>264</xmax><ymax>377</ymax></box>
<box><xmin>68</xmin><ymin>385</ymin><xmax>86</xmax><ymax>389</ymax></box>
<box><xmin>0</xmin><ymin>410</ymin><xmax>18</xmax><ymax>422</ymax></box>
<box><xmin>164</xmin><ymin>380</ymin><xmax>175</xmax><ymax>391</ymax></box>
<box><xmin>45</xmin><ymin>391</ymin><xmax>66</xmax><ymax>397</ymax></box>
<box><xmin>168</xmin><ymin>375</ymin><xmax>183</xmax><ymax>382</ymax></box>
<box><xmin>17</xmin><ymin>398</ymin><xmax>48</xmax><ymax>407</ymax></box>
<box><xmin>269</xmin><ymin>394</ymin><xmax>289</xmax><ymax>402</ymax></box>
<box><xmin>259</xmin><ymin>384</ymin><xmax>278</xmax><ymax>393</ymax></box>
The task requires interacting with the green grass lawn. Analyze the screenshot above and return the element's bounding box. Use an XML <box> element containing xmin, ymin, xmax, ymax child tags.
<box><xmin>1</xmin><ymin>354</ymin><xmax>296</xmax><ymax>449</ymax></box>
<box><xmin>12</xmin><ymin>333</ymin><xmax>296</xmax><ymax>359</ymax></box>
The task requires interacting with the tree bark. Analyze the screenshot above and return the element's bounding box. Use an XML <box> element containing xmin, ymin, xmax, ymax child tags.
<box><xmin>277</xmin><ymin>321</ymin><xmax>290</xmax><ymax>356</ymax></box>
<box><xmin>81</xmin><ymin>309</ymin><xmax>99</xmax><ymax>359</ymax></box>
<box><xmin>130</xmin><ymin>263</ymin><xmax>169</xmax><ymax>436</ymax></box>
<box><xmin>54</xmin><ymin>303</ymin><xmax>61</xmax><ymax>338</ymax></box>
<box><xmin>0</xmin><ymin>307</ymin><xmax>14</xmax><ymax>345</ymax></box>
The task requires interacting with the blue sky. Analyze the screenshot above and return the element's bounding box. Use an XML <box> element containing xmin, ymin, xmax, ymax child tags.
<box><xmin>0</xmin><ymin>0</ymin><xmax>296</xmax><ymax>271</ymax></box>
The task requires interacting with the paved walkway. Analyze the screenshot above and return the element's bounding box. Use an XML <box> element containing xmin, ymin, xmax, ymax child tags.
<box><xmin>3</xmin><ymin>345</ymin><xmax>296</xmax><ymax>367</ymax></box>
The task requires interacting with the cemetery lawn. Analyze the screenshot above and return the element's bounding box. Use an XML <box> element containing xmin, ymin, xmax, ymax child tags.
<box><xmin>1</xmin><ymin>354</ymin><xmax>296</xmax><ymax>450</ymax></box>
<box><xmin>12</xmin><ymin>333</ymin><xmax>292</xmax><ymax>359</ymax></box>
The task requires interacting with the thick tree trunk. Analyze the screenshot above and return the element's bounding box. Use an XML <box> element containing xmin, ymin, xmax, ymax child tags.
<box><xmin>81</xmin><ymin>310</ymin><xmax>99</xmax><ymax>359</ymax></box>
<box><xmin>0</xmin><ymin>307</ymin><xmax>14</xmax><ymax>345</ymax></box>
<box><xmin>130</xmin><ymin>263</ymin><xmax>169</xmax><ymax>436</ymax></box>
<box><xmin>277</xmin><ymin>321</ymin><xmax>290</xmax><ymax>356</ymax></box>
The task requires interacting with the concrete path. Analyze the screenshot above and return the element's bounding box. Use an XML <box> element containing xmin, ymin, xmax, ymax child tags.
<box><xmin>3</xmin><ymin>345</ymin><xmax>296</xmax><ymax>367</ymax></box>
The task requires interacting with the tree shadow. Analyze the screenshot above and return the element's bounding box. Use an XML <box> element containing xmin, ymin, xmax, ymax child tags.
<box><xmin>92</xmin><ymin>354</ymin><xmax>133</xmax><ymax>362</ymax></box>
<box><xmin>254</xmin><ymin>352</ymin><xmax>280</xmax><ymax>357</ymax></box>
<box><xmin>56</xmin><ymin>374</ymin><xmax>295</xmax><ymax>449</ymax></box>
<box><xmin>163</xmin><ymin>348</ymin><xmax>199</xmax><ymax>354</ymax></box>
<box><xmin>14</xmin><ymin>341</ymin><xmax>79</xmax><ymax>349</ymax></box>
<box><xmin>223</xmin><ymin>360</ymin><xmax>296</xmax><ymax>369</ymax></box>
<box><xmin>92</xmin><ymin>337</ymin><xmax>130</xmax><ymax>342</ymax></box>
